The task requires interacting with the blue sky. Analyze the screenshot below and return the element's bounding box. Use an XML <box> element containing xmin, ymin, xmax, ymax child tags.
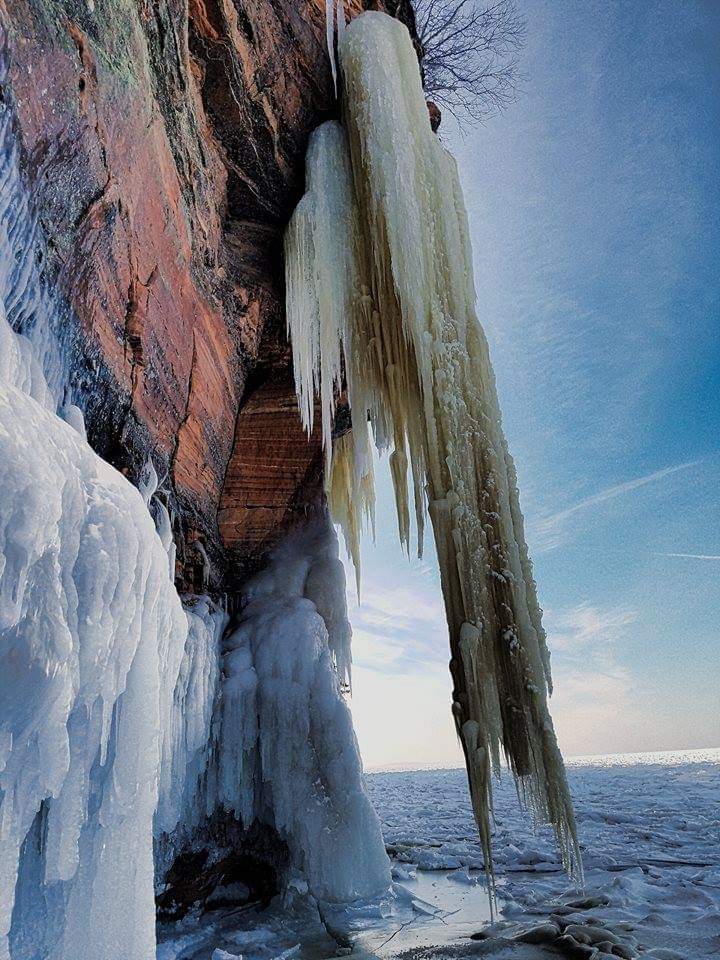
<box><xmin>345</xmin><ymin>0</ymin><xmax>720</xmax><ymax>769</ymax></box>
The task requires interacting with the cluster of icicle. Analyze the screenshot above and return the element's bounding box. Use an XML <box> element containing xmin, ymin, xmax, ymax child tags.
<box><xmin>286</xmin><ymin>11</ymin><xmax>582</xmax><ymax>891</ymax></box>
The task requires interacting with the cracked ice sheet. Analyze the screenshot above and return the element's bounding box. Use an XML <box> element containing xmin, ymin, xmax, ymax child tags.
<box><xmin>156</xmin><ymin>886</ymin><xmax>339</xmax><ymax>960</ymax></box>
<box><xmin>366</xmin><ymin>749</ymin><xmax>720</xmax><ymax>960</ymax></box>
<box><xmin>157</xmin><ymin>749</ymin><xmax>719</xmax><ymax>959</ymax></box>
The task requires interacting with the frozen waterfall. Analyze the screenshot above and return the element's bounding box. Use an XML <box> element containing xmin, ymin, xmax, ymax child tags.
<box><xmin>217</xmin><ymin>521</ymin><xmax>389</xmax><ymax>903</ymax></box>
<box><xmin>155</xmin><ymin>518</ymin><xmax>389</xmax><ymax>906</ymax></box>
<box><xmin>285</xmin><ymin>11</ymin><xmax>582</xmax><ymax>890</ymax></box>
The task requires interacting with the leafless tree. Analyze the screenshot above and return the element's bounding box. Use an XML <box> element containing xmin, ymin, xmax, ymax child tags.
<box><xmin>414</xmin><ymin>0</ymin><xmax>526</xmax><ymax>125</ymax></box>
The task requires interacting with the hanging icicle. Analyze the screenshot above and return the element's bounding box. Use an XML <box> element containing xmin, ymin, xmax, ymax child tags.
<box><xmin>326</xmin><ymin>0</ymin><xmax>338</xmax><ymax>94</ymax></box>
<box><xmin>285</xmin><ymin>11</ymin><xmax>582</xmax><ymax>894</ymax></box>
<box><xmin>325</xmin><ymin>0</ymin><xmax>347</xmax><ymax>97</ymax></box>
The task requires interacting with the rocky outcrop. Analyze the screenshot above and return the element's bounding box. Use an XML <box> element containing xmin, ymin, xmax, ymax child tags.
<box><xmin>0</xmin><ymin>0</ymin><xmax>417</xmax><ymax>591</ymax></box>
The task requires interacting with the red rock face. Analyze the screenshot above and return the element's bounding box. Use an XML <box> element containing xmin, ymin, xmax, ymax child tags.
<box><xmin>218</xmin><ymin>375</ymin><xmax>324</xmax><ymax>578</ymax></box>
<box><xmin>0</xmin><ymin>0</ymin><xmax>417</xmax><ymax>589</ymax></box>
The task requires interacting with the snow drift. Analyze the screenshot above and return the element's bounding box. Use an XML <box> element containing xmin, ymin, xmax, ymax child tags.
<box><xmin>285</xmin><ymin>11</ymin><xmax>581</xmax><ymax>887</ymax></box>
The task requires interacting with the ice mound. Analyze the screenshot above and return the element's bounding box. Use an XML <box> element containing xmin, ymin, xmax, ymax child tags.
<box><xmin>218</xmin><ymin>522</ymin><xmax>391</xmax><ymax>902</ymax></box>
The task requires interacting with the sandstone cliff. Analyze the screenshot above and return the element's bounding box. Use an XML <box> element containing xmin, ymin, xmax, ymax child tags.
<box><xmin>0</xmin><ymin>0</ymin><xmax>417</xmax><ymax>591</ymax></box>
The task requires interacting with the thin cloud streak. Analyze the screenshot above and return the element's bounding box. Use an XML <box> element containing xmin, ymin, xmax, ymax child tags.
<box><xmin>658</xmin><ymin>553</ymin><xmax>720</xmax><ymax>561</ymax></box>
<box><xmin>529</xmin><ymin>460</ymin><xmax>699</xmax><ymax>549</ymax></box>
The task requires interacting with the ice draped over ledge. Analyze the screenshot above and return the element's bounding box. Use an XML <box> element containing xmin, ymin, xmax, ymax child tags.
<box><xmin>285</xmin><ymin>11</ymin><xmax>582</xmax><ymax>888</ymax></box>
<box><xmin>0</xmin><ymin>95</ymin><xmax>191</xmax><ymax>958</ymax></box>
<box><xmin>0</xmin><ymin>95</ymin><xmax>387</xmax><ymax>958</ymax></box>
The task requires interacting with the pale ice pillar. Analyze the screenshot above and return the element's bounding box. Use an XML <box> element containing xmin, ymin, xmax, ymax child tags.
<box><xmin>285</xmin><ymin>11</ymin><xmax>582</xmax><ymax>888</ymax></box>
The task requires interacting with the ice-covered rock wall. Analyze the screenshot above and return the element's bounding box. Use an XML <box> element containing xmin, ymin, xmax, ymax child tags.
<box><xmin>0</xmin><ymin>86</ymin><xmax>382</xmax><ymax>957</ymax></box>
<box><xmin>285</xmin><ymin>11</ymin><xmax>582</xmax><ymax>888</ymax></box>
<box><xmin>0</xmin><ymin>99</ymin><xmax>191</xmax><ymax>959</ymax></box>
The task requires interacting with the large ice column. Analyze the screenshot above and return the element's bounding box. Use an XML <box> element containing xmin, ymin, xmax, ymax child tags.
<box><xmin>285</xmin><ymin>11</ymin><xmax>581</xmax><ymax>885</ymax></box>
<box><xmin>0</xmin><ymin>100</ymin><xmax>189</xmax><ymax>960</ymax></box>
<box><xmin>285</xmin><ymin>121</ymin><xmax>362</xmax><ymax>472</ymax></box>
<box><xmin>284</xmin><ymin>122</ymin><xmax>376</xmax><ymax>579</ymax></box>
<box><xmin>219</xmin><ymin>518</ymin><xmax>390</xmax><ymax>902</ymax></box>
<box><xmin>154</xmin><ymin>518</ymin><xmax>388</xmax><ymax>905</ymax></box>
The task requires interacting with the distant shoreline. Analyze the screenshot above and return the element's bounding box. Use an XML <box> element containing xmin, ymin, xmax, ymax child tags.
<box><xmin>366</xmin><ymin>745</ymin><xmax>720</xmax><ymax>774</ymax></box>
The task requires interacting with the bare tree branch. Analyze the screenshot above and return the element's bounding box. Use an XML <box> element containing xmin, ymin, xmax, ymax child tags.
<box><xmin>414</xmin><ymin>0</ymin><xmax>526</xmax><ymax>126</ymax></box>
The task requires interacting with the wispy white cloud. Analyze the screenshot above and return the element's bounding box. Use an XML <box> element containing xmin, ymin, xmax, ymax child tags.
<box><xmin>544</xmin><ymin>602</ymin><xmax>638</xmax><ymax>653</ymax></box>
<box><xmin>346</xmin><ymin>574</ymin><xmax>448</xmax><ymax>676</ymax></box>
<box><xmin>545</xmin><ymin>602</ymin><xmax>645</xmax><ymax>756</ymax></box>
<box><xmin>657</xmin><ymin>552</ymin><xmax>720</xmax><ymax>561</ymax></box>
<box><xmin>529</xmin><ymin>460</ymin><xmax>699</xmax><ymax>551</ymax></box>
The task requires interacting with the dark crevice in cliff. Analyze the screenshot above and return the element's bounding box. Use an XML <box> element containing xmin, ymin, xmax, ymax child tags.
<box><xmin>170</xmin><ymin>330</ymin><xmax>199</xmax><ymax>501</ymax></box>
<box><xmin>189</xmin><ymin>26</ymin><xmax>287</xmax><ymax>224</ymax></box>
<box><xmin>144</xmin><ymin>2</ymin><xmax>207</xmax><ymax>212</ymax></box>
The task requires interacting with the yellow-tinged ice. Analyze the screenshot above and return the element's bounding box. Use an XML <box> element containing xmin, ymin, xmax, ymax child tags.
<box><xmin>285</xmin><ymin>10</ymin><xmax>582</xmax><ymax>890</ymax></box>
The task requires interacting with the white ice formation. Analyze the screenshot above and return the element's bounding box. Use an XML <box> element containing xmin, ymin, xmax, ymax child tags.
<box><xmin>216</xmin><ymin>521</ymin><xmax>389</xmax><ymax>902</ymax></box>
<box><xmin>154</xmin><ymin>519</ymin><xmax>389</xmax><ymax>906</ymax></box>
<box><xmin>155</xmin><ymin>596</ymin><xmax>229</xmax><ymax>846</ymax></box>
<box><xmin>285</xmin><ymin>11</ymin><xmax>582</xmax><ymax>888</ymax></box>
<box><xmin>0</xmin><ymin>84</ymin><xmax>382</xmax><ymax>959</ymax></box>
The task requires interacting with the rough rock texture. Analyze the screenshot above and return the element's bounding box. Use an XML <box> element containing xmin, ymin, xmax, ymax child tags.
<box><xmin>0</xmin><ymin>0</ymin><xmax>417</xmax><ymax>590</ymax></box>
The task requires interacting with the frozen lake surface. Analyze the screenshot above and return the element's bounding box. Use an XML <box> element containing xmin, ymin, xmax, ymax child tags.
<box><xmin>159</xmin><ymin>748</ymin><xmax>720</xmax><ymax>960</ymax></box>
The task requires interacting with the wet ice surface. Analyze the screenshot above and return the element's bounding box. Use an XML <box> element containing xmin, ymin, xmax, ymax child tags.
<box><xmin>158</xmin><ymin>749</ymin><xmax>720</xmax><ymax>960</ymax></box>
<box><xmin>157</xmin><ymin>867</ymin><xmax>494</xmax><ymax>960</ymax></box>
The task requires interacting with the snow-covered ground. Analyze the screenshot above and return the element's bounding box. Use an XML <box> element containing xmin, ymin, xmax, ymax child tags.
<box><xmin>159</xmin><ymin>748</ymin><xmax>720</xmax><ymax>960</ymax></box>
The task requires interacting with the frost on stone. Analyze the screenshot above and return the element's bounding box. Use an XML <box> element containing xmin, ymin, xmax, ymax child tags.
<box><xmin>285</xmin><ymin>11</ymin><xmax>582</xmax><ymax>891</ymax></box>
